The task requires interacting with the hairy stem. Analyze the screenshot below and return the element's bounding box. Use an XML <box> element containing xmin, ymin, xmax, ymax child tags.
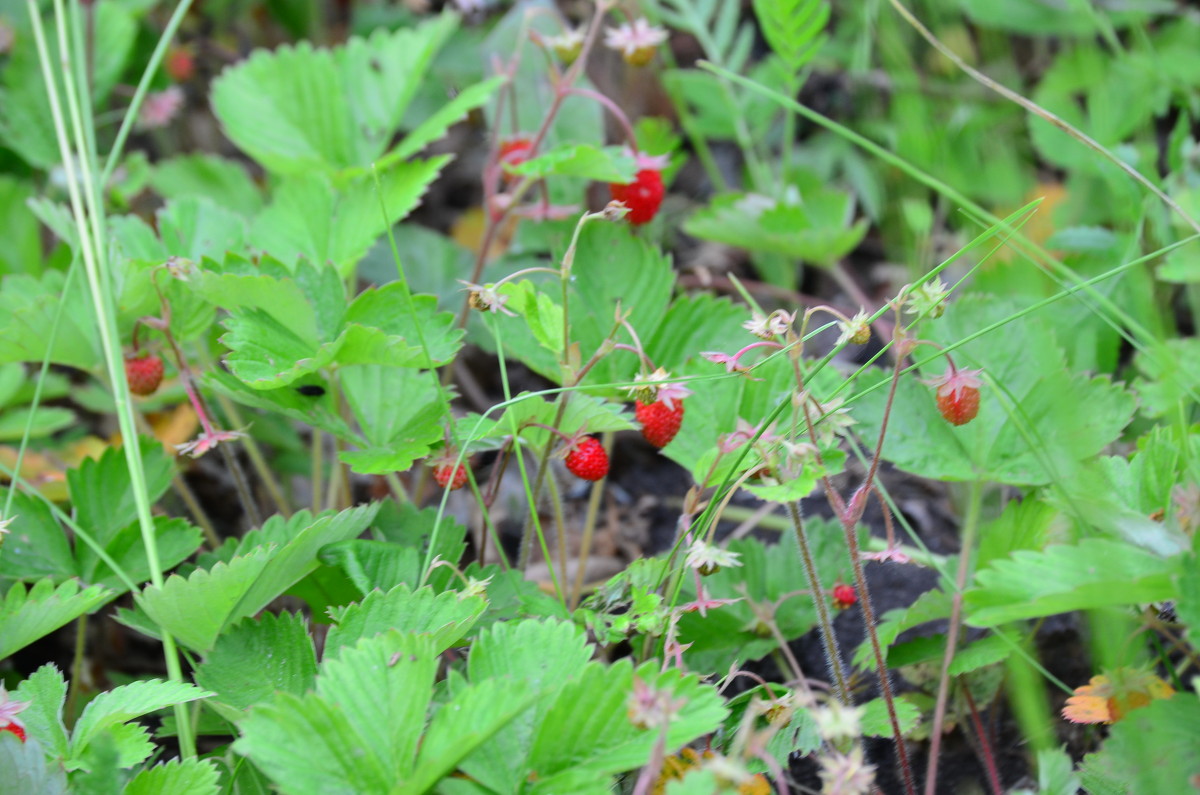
<box><xmin>785</xmin><ymin>500</ymin><xmax>849</xmax><ymax>705</ymax></box>
<box><xmin>924</xmin><ymin>478</ymin><xmax>984</xmax><ymax>795</ymax></box>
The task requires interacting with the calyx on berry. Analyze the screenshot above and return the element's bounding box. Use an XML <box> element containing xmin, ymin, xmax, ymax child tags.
<box><xmin>924</xmin><ymin>366</ymin><xmax>983</xmax><ymax>427</ymax></box>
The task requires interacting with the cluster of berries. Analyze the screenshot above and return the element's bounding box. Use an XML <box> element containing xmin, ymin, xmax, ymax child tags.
<box><xmin>562</xmin><ymin>392</ymin><xmax>683</xmax><ymax>481</ymax></box>
<box><xmin>432</xmin><ymin>389</ymin><xmax>686</xmax><ymax>488</ymax></box>
<box><xmin>499</xmin><ymin>134</ymin><xmax>666</xmax><ymax>227</ymax></box>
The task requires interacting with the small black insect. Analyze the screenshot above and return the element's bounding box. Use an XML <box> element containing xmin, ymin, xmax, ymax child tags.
<box><xmin>295</xmin><ymin>384</ymin><xmax>326</xmax><ymax>397</ymax></box>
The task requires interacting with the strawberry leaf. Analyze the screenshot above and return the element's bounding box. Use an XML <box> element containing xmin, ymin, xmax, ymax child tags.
<box><xmin>0</xmin><ymin>735</ymin><xmax>67</xmax><ymax>794</ymax></box>
<box><xmin>315</xmin><ymin>503</ymin><xmax>468</xmax><ymax>595</ymax></box>
<box><xmin>860</xmin><ymin>696</ymin><xmax>922</xmax><ymax>738</ymax></box>
<box><xmin>250</xmin><ymin>158</ymin><xmax>450</xmax><ymax>277</ymax></box>
<box><xmin>459</xmin><ymin>620</ymin><xmax>593</xmax><ymax>792</ymax></box>
<box><xmin>133</xmin><ymin>505</ymin><xmax>379</xmax><ymax>651</ymax></box>
<box><xmin>0</xmin><ymin>491</ymin><xmax>78</xmax><ymax>581</ymax></box>
<box><xmin>134</xmin><ymin>548</ymin><xmax>274</xmax><ymax>652</ymax></box>
<box><xmin>69</xmin><ymin>680</ymin><xmax>211</xmax><ymax>764</ymax></box>
<box><xmin>508</xmin><ymin>144</ymin><xmax>637</xmax><ymax>182</ymax></box>
<box><xmin>234</xmin><ymin>631</ymin><xmax>437</xmax><ymax>792</ymax></box>
<box><xmin>525</xmin><ymin>661</ymin><xmax>727</xmax><ymax>791</ymax></box>
<box><xmin>854</xmin><ymin>295</ymin><xmax>1136</xmax><ymax>485</ymax></box>
<box><xmin>317</xmin><ymin>632</ymin><xmax>437</xmax><ymax>780</ymax></box>
<box><xmin>234</xmin><ymin>691</ymin><xmax>393</xmax><ymax>794</ymax></box>
<box><xmin>964</xmin><ymin>538</ymin><xmax>1182</xmax><ymax>627</ymax></box>
<box><xmin>683</xmin><ymin>189</ymin><xmax>868</xmax><ymax>266</ymax></box>
<box><xmin>150</xmin><ymin>155</ymin><xmax>264</xmax><ymax>218</ymax></box>
<box><xmin>199</xmin><ymin>254</ymin><xmax>461</xmax><ymax>389</ymax></box>
<box><xmin>0</xmin><ymin>177</ymin><xmax>41</xmax><ymax>275</ymax></box>
<box><xmin>336</xmin><ymin>366</ymin><xmax>445</xmax><ymax>474</ymax></box>
<box><xmin>325</xmin><ymin>584</ymin><xmax>486</xmax><ymax>657</ymax></box>
<box><xmin>1078</xmin><ymin>693</ymin><xmax>1200</xmax><ymax>795</ymax></box>
<box><xmin>211</xmin><ymin>14</ymin><xmax>458</xmax><ymax>174</ymax></box>
<box><xmin>1133</xmin><ymin>338</ymin><xmax>1200</xmax><ymax>419</ymax></box>
<box><xmin>642</xmin><ymin>292</ymin><xmax>749</xmax><ymax>374</ymax></box>
<box><xmin>408</xmin><ymin>677</ymin><xmax>537</xmax><ymax>793</ymax></box>
<box><xmin>66</xmin><ymin>438</ymin><xmax>173</xmax><ymax>549</ymax></box>
<box><xmin>0</xmin><ymin>579</ymin><xmax>111</xmax><ymax>661</ymax></box>
<box><xmin>155</xmin><ymin>197</ymin><xmax>248</xmax><ymax>262</ymax></box>
<box><xmin>12</xmin><ymin>664</ymin><xmax>69</xmax><ymax>759</ymax></box>
<box><xmin>84</xmin><ymin>517</ymin><xmax>204</xmax><ymax>596</ymax></box>
<box><xmin>193</xmin><ymin>612</ymin><xmax>317</xmax><ymax>713</ymax></box>
<box><xmin>0</xmin><ymin>271</ymin><xmax>100</xmax><ymax>369</ymax></box>
<box><xmin>123</xmin><ymin>758</ymin><xmax>221</xmax><ymax>795</ymax></box>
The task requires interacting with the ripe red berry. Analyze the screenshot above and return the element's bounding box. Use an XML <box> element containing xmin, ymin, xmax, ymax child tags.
<box><xmin>165</xmin><ymin>47</ymin><xmax>195</xmax><ymax>82</ymax></box>
<box><xmin>927</xmin><ymin>366</ymin><xmax>983</xmax><ymax>427</ymax></box>
<box><xmin>565</xmin><ymin>436</ymin><xmax>609</xmax><ymax>481</ymax></box>
<box><xmin>1</xmin><ymin>722</ymin><xmax>25</xmax><ymax>743</ymax></box>
<box><xmin>498</xmin><ymin>136</ymin><xmax>534</xmax><ymax>171</ymax></box>
<box><xmin>634</xmin><ymin>399</ymin><xmax>684</xmax><ymax>448</ymax></box>
<box><xmin>832</xmin><ymin>584</ymin><xmax>856</xmax><ymax>610</ymax></box>
<box><xmin>433</xmin><ymin>462</ymin><xmax>468</xmax><ymax>491</ymax></box>
<box><xmin>125</xmin><ymin>353</ymin><xmax>165</xmax><ymax>396</ymax></box>
<box><xmin>937</xmin><ymin>386</ymin><xmax>980</xmax><ymax>426</ymax></box>
<box><xmin>609</xmin><ymin>168</ymin><xmax>664</xmax><ymax>225</ymax></box>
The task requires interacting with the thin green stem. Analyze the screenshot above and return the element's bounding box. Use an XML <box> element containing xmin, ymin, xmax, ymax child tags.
<box><xmin>0</xmin><ymin>462</ymin><xmax>138</xmax><ymax>594</ymax></box>
<box><xmin>702</xmin><ymin>59</ymin><xmax>1200</xmax><ymax>409</ymax></box>
<box><xmin>569</xmin><ymin>431</ymin><xmax>611</xmax><ymax>608</ymax></box>
<box><xmin>63</xmin><ymin>616</ymin><xmax>88</xmax><ymax>728</ymax></box>
<box><xmin>544</xmin><ymin>463</ymin><xmax>570</xmax><ymax>592</ymax></box>
<box><xmin>517</xmin><ymin>397</ymin><xmax>569</xmax><ymax>572</ymax></box>
<box><xmin>490</xmin><ymin>315</ymin><xmax>565</xmax><ymax>603</ymax></box>
<box><xmin>924</xmin><ymin>479</ymin><xmax>984</xmax><ymax>795</ymax></box>
<box><xmin>34</xmin><ymin>0</ymin><xmax>194</xmax><ymax>757</ymax></box>
<box><xmin>2</xmin><ymin>260</ymin><xmax>80</xmax><ymax>521</ymax></box>
<box><xmin>99</xmin><ymin>0</ymin><xmax>195</xmax><ymax>187</ymax></box>
<box><xmin>310</xmin><ymin>429</ymin><xmax>324</xmax><ymax>515</ymax></box>
<box><xmin>211</xmin><ymin>392</ymin><xmax>292</xmax><ymax>518</ymax></box>
<box><xmin>171</xmin><ymin>473</ymin><xmax>220</xmax><ymax>549</ymax></box>
<box><xmin>889</xmin><ymin>0</ymin><xmax>1198</xmax><ymax>234</ymax></box>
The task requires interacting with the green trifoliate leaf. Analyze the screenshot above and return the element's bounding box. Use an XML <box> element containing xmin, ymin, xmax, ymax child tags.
<box><xmin>211</xmin><ymin>14</ymin><xmax>459</xmax><ymax>174</ymax></box>
<box><xmin>0</xmin><ymin>580</ymin><xmax>111</xmax><ymax>661</ymax></box>
<box><xmin>964</xmin><ymin>538</ymin><xmax>1182</xmax><ymax>627</ymax></box>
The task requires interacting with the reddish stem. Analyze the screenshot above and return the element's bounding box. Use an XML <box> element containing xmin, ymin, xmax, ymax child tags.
<box><xmin>962</xmin><ymin>682</ymin><xmax>1004</xmax><ymax>795</ymax></box>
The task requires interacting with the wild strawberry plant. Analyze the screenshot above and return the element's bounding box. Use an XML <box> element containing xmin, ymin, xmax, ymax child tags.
<box><xmin>0</xmin><ymin>0</ymin><xmax>1198</xmax><ymax>794</ymax></box>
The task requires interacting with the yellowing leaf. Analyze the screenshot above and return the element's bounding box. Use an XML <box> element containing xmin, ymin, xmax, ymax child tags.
<box><xmin>1062</xmin><ymin>669</ymin><xmax>1174</xmax><ymax>724</ymax></box>
<box><xmin>0</xmin><ymin>436</ymin><xmax>109</xmax><ymax>502</ymax></box>
<box><xmin>990</xmin><ymin>182</ymin><xmax>1067</xmax><ymax>264</ymax></box>
<box><xmin>147</xmin><ymin>403</ymin><xmax>200</xmax><ymax>452</ymax></box>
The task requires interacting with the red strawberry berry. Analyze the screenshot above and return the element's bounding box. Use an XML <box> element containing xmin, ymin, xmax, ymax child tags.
<box><xmin>635</xmin><ymin>399</ymin><xmax>684</xmax><ymax>448</ymax></box>
<box><xmin>498</xmin><ymin>136</ymin><xmax>534</xmax><ymax>171</ymax></box>
<box><xmin>433</xmin><ymin>462</ymin><xmax>468</xmax><ymax>491</ymax></box>
<box><xmin>832</xmin><ymin>584</ymin><xmax>856</xmax><ymax>610</ymax></box>
<box><xmin>565</xmin><ymin>436</ymin><xmax>609</xmax><ymax>481</ymax></box>
<box><xmin>927</xmin><ymin>367</ymin><xmax>983</xmax><ymax>427</ymax></box>
<box><xmin>609</xmin><ymin>168</ymin><xmax>664</xmax><ymax>225</ymax></box>
<box><xmin>125</xmin><ymin>353</ymin><xmax>165</xmax><ymax>396</ymax></box>
<box><xmin>937</xmin><ymin>386</ymin><xmax>980</xmax><ymax>426</ymax></box>
<box><xmin>1</xmin><ymin>722</ymin><xmax>25</xmax><ymax>743</ymax></box>
<box><xmin>165</xmin><ymin>47</ymin><xmax>195</xmax><ymax>82</ymax></box>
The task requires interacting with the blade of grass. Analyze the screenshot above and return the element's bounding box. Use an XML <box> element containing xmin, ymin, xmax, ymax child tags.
<box><xmin>699</xmin><ymin>60</ymin><xmax>1200</xmax><ymax>410</ymax></box>
<box><xmin>29</xmin><ymin>0</ymin><xmax>195</xmax><ymax>757</ymax></box>
<box><xmin>885</xmin><ymin>0</ymin><xmax>1196</xmax><ymax>236</ymax></box>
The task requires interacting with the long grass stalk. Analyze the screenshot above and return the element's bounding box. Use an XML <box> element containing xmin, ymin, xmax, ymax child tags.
<box><xmin>28</xmin><ymin>0</ymin><xmax>195</xmax><ymax>757</ymax></box>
